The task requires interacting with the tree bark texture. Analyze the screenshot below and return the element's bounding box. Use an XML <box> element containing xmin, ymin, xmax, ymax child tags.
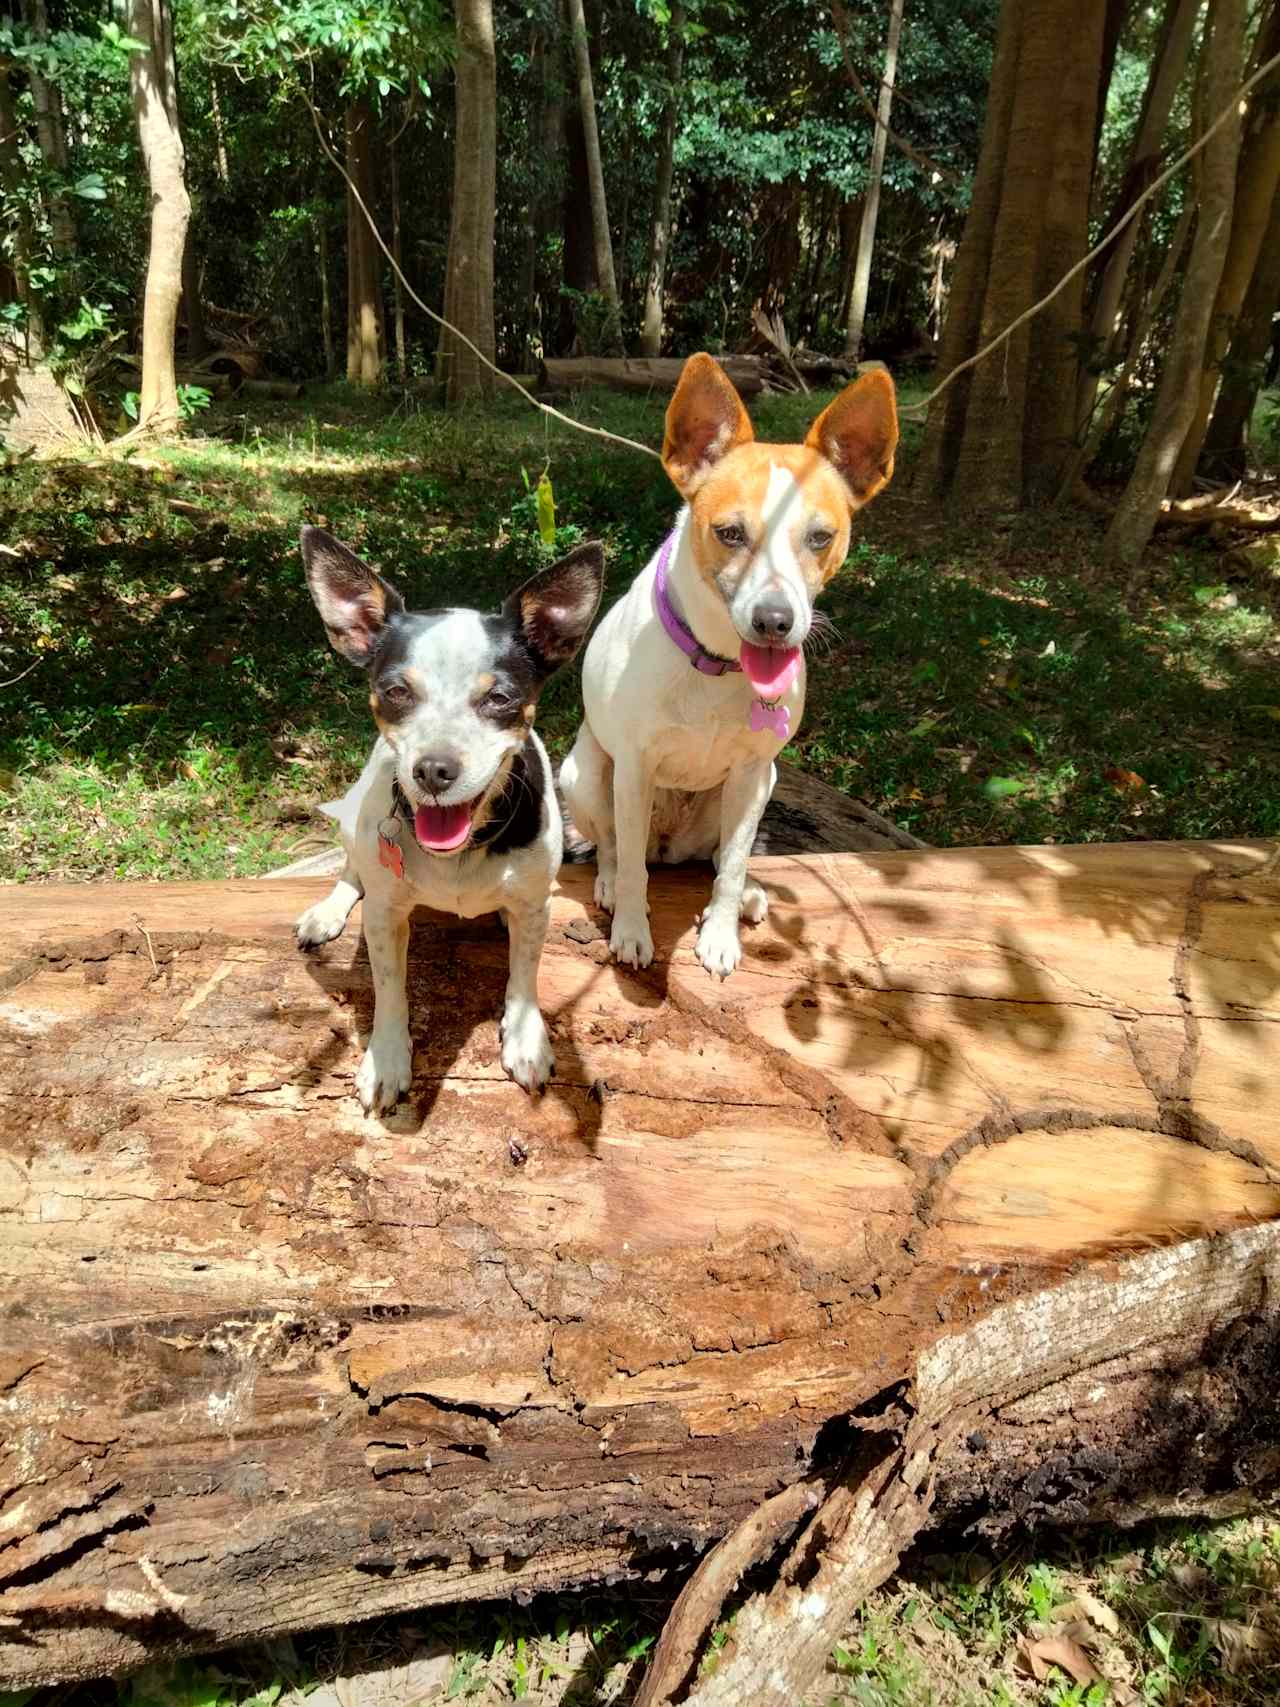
<box><xmin>565</xmin><ymin>0</ymin><xmax>621</xmax><ymax>349</ymax></box>
<box><xmin>128</xmin><ymin>0</ymin><xmax>191</xmax><ymax>433</ymax></box>
<box><xmin>1105</xmin><ymin>0</ymin><xmax>1245</xmax><ymax>567</ymax></box>
<box><xmin>639</xmin><ymin>1</ymin><xmax>685</xmax><ymax>359</ymax></box>
<box><xmin>389</xmin><ymin>135</ymin><xmax>407</xmax><ymax>383</ymax></box>
<box><xmin>843</xmin><ymin>0</ymin><xmax>906</xmax><ymax>362</ymax></box>
<box><xmin>1201</xmin><ymin>181</ymin><xmax>1280</xmax><ymax>477</ymax></box>
<box><xmin>1170</xmin><ymin>0</ymin><xmax>1280</xmax><ymax>493</ymax></box>
<box><xmin>911</xmin><ymin>0</ymin><xmax>1022</xmax><ymax>500</ymax></box>
<box><xmin>1</xmin><ymin>840</ymin><xmax>1279</xmax><ymax>1688</ymax></box>
<box><xmin>437</xmin><ymin>0</ymin><xmax>496</xmax><ymax>401</ymax></box>
<box><xmin>1076</xmin><ymin>0</ymin><xmax>1200</xmax><ymax>435</ymax></box>
<box><xmin>539</xmin><ymin>354</ymin><xmax>768</xmax><ymax>397</ymax></box>
<box><xmin>344</xmin><ymin>98</ymin><xmax>384</xmax><ymax>389</ymax></box>
<box><xmin>943</xmin><ymin>0</ymin><xmax>1108</xmax><ymax>508</ymax></box>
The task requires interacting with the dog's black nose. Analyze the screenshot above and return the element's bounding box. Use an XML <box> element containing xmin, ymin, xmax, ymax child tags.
<box><xmin>750</xmin><ymin>598</ymin><xmax>794</xmax><ymax>641</ymax></box>
<box><xmin>413</xmin><ymin>752</ymin><xmax>462</xmax><ymax>795</ymax></box>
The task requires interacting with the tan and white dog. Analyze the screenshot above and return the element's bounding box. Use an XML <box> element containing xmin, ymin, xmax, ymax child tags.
<box><xmin>560</xmin><ymin>353</ymin><xmax>898</xmax><ymax>978</ymax></box>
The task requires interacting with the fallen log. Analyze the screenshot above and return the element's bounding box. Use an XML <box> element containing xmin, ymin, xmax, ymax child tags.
<box><xmin>1</xmin><ymin>840</ymin><xmax>1279</xmax><ymax>1690</ymax></box>
<box><xmin>539</xmin><ymin>355</ymin><xmax>769</xmax><ymax>398</ymax></box>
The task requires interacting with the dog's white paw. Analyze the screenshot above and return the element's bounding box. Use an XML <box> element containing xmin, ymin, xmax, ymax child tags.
<box><xmin>696</xmin><ymin>911</ymin><xmax>742</xmax><ymax>979</ymax></box>
<box><xmin>501</xmin><ymin>1003</ymin><xmax>554</xmax><ymax>1094</ymax></box>
<box><xmin>740</xmin><ymin>880</ymin><xmax>769</xmax><ymax>925</ymax></box>
<box><xmin>296</xmin><ymin>899</ymin><xmax>351</xmax><ymax>950</ymax></box>
<box><xmin>594</xmin><ymin>870</ymin><xmax>616</xmax><ymax>912</ymax></box>
<box><xmin>355</xmin><ymin>1027</ymin><xmax>413</xmax><ymax>1115</ymax></box>
<box><xmin>610</xmin><ymin>912</ymin><xmax>654</xmax><ymax>968</ymax></box>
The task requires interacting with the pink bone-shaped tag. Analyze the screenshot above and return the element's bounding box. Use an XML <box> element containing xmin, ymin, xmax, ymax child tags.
<box><xmin>749</xmin><ymin>699</ymin><xmax>791</xmax><ymax>740</ymax></box>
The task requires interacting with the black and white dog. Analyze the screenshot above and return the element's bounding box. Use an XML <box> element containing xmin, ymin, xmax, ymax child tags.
<box><xmin>295</xmin><ymin>526</ymin><xmax>604</xmax><ymax>1115</ymax></box>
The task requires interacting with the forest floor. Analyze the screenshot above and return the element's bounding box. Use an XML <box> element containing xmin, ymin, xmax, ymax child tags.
<box><xmin>2</xmin><ymin>382</ymin><xmax>1279</xmax><ymax>1705</ymax></box>
<box><xmin>3</xmin><ymin>380</ymin><xmax>1280</xmax><ymax>879</ymax></box>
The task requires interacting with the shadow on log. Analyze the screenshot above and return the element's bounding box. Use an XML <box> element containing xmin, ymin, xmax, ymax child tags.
<box><xmin>0</xmin><ymin>839</ymin><xmax>1278</xmax><ymax>1691</ymax></box>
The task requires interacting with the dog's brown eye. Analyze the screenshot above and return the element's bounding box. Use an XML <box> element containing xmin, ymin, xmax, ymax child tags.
<box><xmin>807</xmin><ymin>528</ymin><xmax>835</xmax><ymax>552</ymax></box>
<box><xmin>713</xmin><ymin>523</ymin><xmax>747</xmax><ymax>549</ymax></box>
<box><xmin>481</xmin><ymin>686</ymin><xmax>516</xmax><ymax>713</ymax></box>
<box><xmin>382</xmin><ymin>682</ymin><xmax>414</xmax><ymax>709</ymax></box>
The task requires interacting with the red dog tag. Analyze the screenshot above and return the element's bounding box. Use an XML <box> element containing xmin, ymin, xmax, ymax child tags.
<box><xmin>378</xmin><ymin>833</ymin><xmax>404</xmax><ymax>880</ymax></box>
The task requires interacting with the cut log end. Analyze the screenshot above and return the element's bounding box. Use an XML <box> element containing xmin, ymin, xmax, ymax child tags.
<box><xmin>1</xmin><ymin>837</ymin><xmax>1277</xmax><ymax>1689</ymax></box>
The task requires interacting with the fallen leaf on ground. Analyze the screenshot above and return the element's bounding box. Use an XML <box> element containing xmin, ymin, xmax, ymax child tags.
<box><xmin>1104</xmin><ymin>765</ymin><xmax>1145</xmax><ymax>792</ymax></box>
<box><xmin>1208</xmin><ymin>1616</ymin><xmax>1274</xmax><ymax>1675</ymax></box>
<box><xmin>1168</xmin><ymin>1561</ymin><xmax>1214</xmax><ymax>1595</ymax></box>
<box><xmin>1016</xmin><ymin>1631</ymin><xmax>1103</xmax><ymax>1685</ymax></box>
<box><xmin>1075</xmin><ymin>1589</ymin><xmax>1121</xmax><ymax>1636</ymax></box>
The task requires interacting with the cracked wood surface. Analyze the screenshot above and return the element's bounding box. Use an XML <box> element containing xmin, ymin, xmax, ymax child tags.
<box><xmin>1</xmin><ymin>841</ymin><xmax>1279</xmax><ymax>1684</ymax></box>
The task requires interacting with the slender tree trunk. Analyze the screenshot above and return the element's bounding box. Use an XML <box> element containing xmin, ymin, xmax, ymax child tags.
<box><xmin>209</xmin><ymin>72</ymin><xmax>229</xmax><ymax>184</ymax></box>
<box><xmin>344</xmin><ymin>98</ymin><xmax>383</xmax><ymax>388</ymax></box>
<box><xmin>181</xmin><ymin>229</ymin><xmax>208</xmax><ymax>359</ymax></box>
<box><xmin>639</xmin><ymin>0</ymin><xmax>685</xmax><ymax>358</ymax></box>
<box><xmin>1057</xmin><ymin>195</ymin><xmax>1195</xmax><ymax>501</ymax></box>
<box><xmin>317</xmin><ymin>214</ymin><xmax>336</xmax><ymax>379</ymax></box>
<box><xmin>913</xmin><ymin>0</ymin><xmax>1022</xmax><ymax>500</ymax></box>
<box><xmin>1200</xmin><ymin>182</ymin><xmax>1280</xmax><ymax>476</ymax></box>
<box><xmin>1076</xmin><ymin>0</ymin><xmax>1200</xmax><ymax>434</ymax></box>
<box><xmin>1105</xmin><ymin>0</ymin><xmax>1245</xmax><ymax>568</ymax></box>
<box><xmin>1170</xmin><ymin>1</ymin><xmax>1280</xmax><ymax>492</ymax></box>
<box><xmin>128</xmin><ymin>0</ymin><xmax>191</xmax><ymax>433</ymax></box>
<box><xmin>437</xmin><ymin>0</ymin><xmax>496</xmax><ymax>400</ymax></box>
<box><xmin>844</xmin><ymin>0</ymin><xmax>905</xmax><ymax>362</ymax></box>
<box><xmin>389</xmin><ymin>134</ymin><xmax>407</xmax><ymax>382</ymax></box>
<box><xmin>21</xmin><ymin>0</ymin><xmax>76</xmax><ymax>263</ymax></box>
<box><xmin>0</xmin><ymin>65</ymin><xmax>42</xmax><ymax>353</ymax></box>
<box><xmin>565</xmin><ymin>0</ymin><xmax>621</xmax><ymax>349</ymax></box>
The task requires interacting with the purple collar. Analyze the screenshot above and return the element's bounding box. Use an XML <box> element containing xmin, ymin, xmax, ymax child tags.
<box><xmin>653</xmin><ymin>531</ymin><xmax>741</xmax><ymax>676</ymax></box>
<box><xmin>651</xmin><ymin>530</ymin><xmax>794</xmax><ymax>741</ymax></box>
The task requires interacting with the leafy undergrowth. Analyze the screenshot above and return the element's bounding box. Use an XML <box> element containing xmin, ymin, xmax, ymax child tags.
<box><xmin>9</xmin><ymin>1515</ymin><xmax>1278</xmax><ymax>1707</ymax></box>
<box><xmin>3</xmin><ymin>381</ymin><xmax>1279</xmax><ymax>880</ymax></box>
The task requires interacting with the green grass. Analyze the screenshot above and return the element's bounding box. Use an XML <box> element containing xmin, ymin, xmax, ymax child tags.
<box><xmin>3</xmin><ymin>380</ymin><xmax>1278</xmax><ymax>881</ymax></box>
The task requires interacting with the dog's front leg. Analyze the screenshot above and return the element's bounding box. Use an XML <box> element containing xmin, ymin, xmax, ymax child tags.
<box><xmin>609</xmin><ymin>754</ymin><xmax>656</xmax><ymax>968</ymax></box>
<box><xmin>696</xmin><ymin>758</ymin><xmax>775</xmax><ymax>978</ymax></box>
<box><xmin>500</xmin><ymin>899</ymin><xmax>554</xmax><ymax>1093</ymax></box>
<box><xmin>355</xmin><ymin>895</ymin><xmax>415</xmax><ymax>1115</ymax></box>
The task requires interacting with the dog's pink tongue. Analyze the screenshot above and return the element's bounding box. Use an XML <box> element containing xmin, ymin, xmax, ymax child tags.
<box><xmin>739</xmin><ymin>643</ymin><xmax>800</xmax><ymax>698</ymax></box>
<box><xmin>414</xmin><ymin>802</ymin><xmax>472</xmax><ymax>852</ymax></box>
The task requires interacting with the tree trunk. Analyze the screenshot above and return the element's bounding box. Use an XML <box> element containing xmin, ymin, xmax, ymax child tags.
<box><xmin>1200</xmin><ymin>181</ymin><xmax>1280</xmax><ymax>477</ymax></box>
<box><xmin>344</xmin><ymin>97</ymin><xmax>384</xmax><ymax>388</ymax></box>
<box><xmin>565</xmin><ymin>0</ymin><xmax>622</xmax><ymax>350</ymax></box>
<box><xmin>389</xmin><ymin>134</ymin><xmax>407</xmax><ymax>383</ymax></box>
<box><xmin>128</xmin><ymin>0</ymin><xmax>191</xmax><ymax>434</ymax></box>
<box><xmin>1105</xmin><ymin>0</ymin><xmax>1245</xmax><ymax>568</ymax></box>
<box><xmin>437</xmin><ymin>0</ymin><xmax>496</xmax><ymax>401</ymax></box>
<box><xmin>1076</xmin><ymin>0</ymin><xmax>1200</xmax><ymax>435</ymax></box>
<box><xmin>181</xmin><ymin>228</ymin><xmax>208</xmax><ymax>360</ymax></box>
<box><xmin>21</xmin><ymin>0</ymin><xmax>76</xmax><ymax>262</ymax></box>
<box><xmin>317</xmin><ymin>213</ymin><xmax>336</xmax><ymax>379</ymax></box>
<box><xmin>1</xmin><ymin>841</ymin><xmax>1278</xmax><ymax>1690</ymax></box>
<box><xmin>210</xmin><ymin>71</ymin><xmax>229</xmax><ymax>184</ymax></box>
<box><xmin>922</xmin><ymin>0</ymin><xmax>1108</xmax><ymax>508</ymax></box>
<box><xmin>639</xmin><ymin>0</ymin><xmax>685</xmax><ymax>359</ymax></box>
<box><xmin>539</xmin><ymin>353</ymin><xmax>768</xmax><ymax>397</ymax></box>
<box><xmin>0</xmin><ymin>64</ymin><xmax>42</xmax><ymax>352</ymax></box>
<box><xmin>1170</xmin><ymin>1</ymin><xmax>1280</xmax><ymax>492</ymax></box>
<box><xmin>844</xmin><ymin>0</ymin><xmax>906</xmax><ymax>362</ymax></box>
<box><xmin>911</xmin><ymin>0</ymin><xmax>1022</xmax><ymax>500</ymax></box>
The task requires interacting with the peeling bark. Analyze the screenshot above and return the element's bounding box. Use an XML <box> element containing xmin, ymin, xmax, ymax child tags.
<box><xmin>0</xmin><ymin>842</ymin><xmax>1278</xmax><ymax>1686</ymax></box>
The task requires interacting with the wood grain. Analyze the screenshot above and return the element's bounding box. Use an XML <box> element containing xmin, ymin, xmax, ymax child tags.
<box><xmin>1</xmin><ymin>840</ymin><xmax>1278</xmax><ymax>1684</ymax></box>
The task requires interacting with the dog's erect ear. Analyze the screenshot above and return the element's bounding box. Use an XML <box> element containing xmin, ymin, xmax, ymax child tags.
<box><xmin>662</xmin><ymin>353</ymin><xmax>755</xmax><ymax>497</ymax></box>
<box><xmin>301</xmin><ymin>526</ymin><xmax>405</xmax><ymax>666</ymax></box>
<box><xmin>507</xmin><ymin>541</ymin><xmax>605</xmax><ymax>674</ymax></box>
<box><xmin>805</xmin><ymin>369</ymin><xmax>899</xmax><ymax>506</ymax></box>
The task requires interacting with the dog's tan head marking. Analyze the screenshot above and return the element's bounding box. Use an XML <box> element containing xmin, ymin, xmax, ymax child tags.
<box><xmin>661</xmin><ymin>355</ymin><xmax>898</xmax><ymax>646</ymax></box>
